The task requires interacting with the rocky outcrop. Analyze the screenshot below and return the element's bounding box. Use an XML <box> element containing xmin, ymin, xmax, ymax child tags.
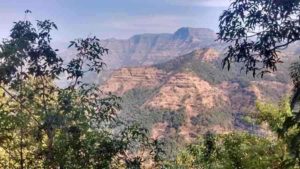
<box><xmin>100</xmin><ymin>67</ymin><xmax>168</xmax><ymax>95</ymax></box>
<box><xmin>193</xmin><ymin>48</ymin><xmax>220</xmax><ymax>62</ymax></box>
<box><xmin>145</xmin><ymin>72</ymin><xmax>229</xmax><ymax>112</ymax></box>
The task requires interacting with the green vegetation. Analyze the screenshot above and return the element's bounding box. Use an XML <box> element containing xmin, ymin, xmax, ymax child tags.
<box><xmin>218</xmin><ymin>0</ymin><xmax>300</xmax><ymax>164</ymax></box>
<box><xmin>191</xmin><ymin>111</ymin><xmax>233</xmax><ymax>128</ymax></box>
<box><xmin>120</xmin><ymin>87</ymin><xmax>185</xmax><ymax>130</ymax></box>
<box><xmin>165</xmin><ymin>132</ymin><xmax>292</xmax><ymax>169</ymax></box>
<box><xmin>159</xmin><ymin>0</ymin><xmax>300</xmax><ymax>166</ymax></box>
<box><xmin>155</xmin><ymin>49</ymin><xmax>291</xmax><ymax>89</ymax></box>
<box><xmin>155</xmin><ymin>53</ymin><xmax>238</xmax><ymax>85</ymax></box>
<box><xmin>164</xmin><ymin>99</ymin><xmax>299</xmax><ymax>169</ymax></box>
<box><xmin>0</xmin><ymin>13</ymin><xmax>164</xmax><ymax>169</ymax></box>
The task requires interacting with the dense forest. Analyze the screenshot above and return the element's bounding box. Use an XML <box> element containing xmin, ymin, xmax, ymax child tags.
<box><xmin>2</xmin><ymin>0</ymin><xmax>300</xmax><ymax>168</ymax></box>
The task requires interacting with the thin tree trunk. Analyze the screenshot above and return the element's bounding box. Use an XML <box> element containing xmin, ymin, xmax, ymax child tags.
<box><xmin>20</xmin><ymin>128</ymin><xmax>24</xmax><ymax>169</ymax></box>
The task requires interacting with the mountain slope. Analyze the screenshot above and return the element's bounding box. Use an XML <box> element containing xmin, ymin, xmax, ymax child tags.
<box><xmin>101</xmin><ymin>48</ymin><xmax>292</xmax><ymax>144</ymax></box>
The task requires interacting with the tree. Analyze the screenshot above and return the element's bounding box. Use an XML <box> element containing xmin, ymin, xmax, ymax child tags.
<box><xmin>164</xmin><ymin>132</ymin><xmax>291</xmax><ymax>169</ymax></box>
<box><xmin>0</xmin><ymin>12</ymin><xmax>163</xmax><ymax>169</ymax></box>
<box><xmin>218</xmin><ymin>0</ymin><xmax>300</xmax><ymax>76</ymax></box>
<box><xmin>218</xmin><ymin>0</ymin><xmax>300</xmax><ymax>162</ymax></box>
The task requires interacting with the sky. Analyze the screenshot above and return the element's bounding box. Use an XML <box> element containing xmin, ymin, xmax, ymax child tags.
<box><xmin>0</xmin><ymin>0</ymin><xmax>230</xmax><ymax>42</ymax></box>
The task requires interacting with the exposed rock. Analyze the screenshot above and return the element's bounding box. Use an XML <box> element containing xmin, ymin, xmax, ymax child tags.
<box><xmin>100</xmin><ymin>67</ymin><xmax>167</xmax><ymax>95</ymax></box>
<box><xmin>193</xmin><ymin>48</ymin><xmax>220</xmax><ymax>62</ymax></box>
<box><xmin>145</xmin><ymin>72</ymin><xmax>229</xmax><ymax>112</ymax></box>
<box><xmin>151</xmin><ymin>122</ymin><xmax>169</xmax><ymax>140</ymax></box>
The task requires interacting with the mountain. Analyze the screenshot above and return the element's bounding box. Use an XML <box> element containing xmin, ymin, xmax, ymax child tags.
<box><xmin>95</xmin><ymin>27</ymin><xmax>300</xmax><ymax>156</ymax></box>
<box><xmin>62</xmin><ymin>27</ymin><xmax>299</xmax><ymax>72</ymax></box>
<box><xmin>100</xmin><ymin>48</ymin><xmax>292</xmax><ymax>146</ymax></box>
<box><xmin>101</xmin><ymin>27</ymin><xmax>221</xmax><ymax>69</ymax></box>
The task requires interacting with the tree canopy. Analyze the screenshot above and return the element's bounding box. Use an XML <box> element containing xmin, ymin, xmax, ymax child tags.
<box><xmin>218</xmin><ymin>0</ymin><xmax>300</xmax><ymax>76</ymax></box>
<box><xmin>218</xmin><ymin>0</ymin><xmax>300</xmax><ymax>163</ymax></box>
<box><xmin>0</xmin><ymin>12</ymin><xmax>163</xmax><ymax>169</ymax></box>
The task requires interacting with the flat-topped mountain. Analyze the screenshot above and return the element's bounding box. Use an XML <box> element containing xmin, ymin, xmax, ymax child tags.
<box><xmin>101</xmin><ymin>27</ymin><xmax>220</xmax><ymax>69</ymax></box>
<box><xmin>173</xmin><ymin>27</ymin><xmax>217</xmax><ymax>41</ymax></box>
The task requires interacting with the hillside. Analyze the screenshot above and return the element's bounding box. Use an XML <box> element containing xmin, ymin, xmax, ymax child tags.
<box><xmin>101</xmin><ymin>48</ymin><xmax>292</xmax><ymax>148</ymax></box>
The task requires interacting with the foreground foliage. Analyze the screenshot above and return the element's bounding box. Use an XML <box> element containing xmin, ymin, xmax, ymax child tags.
<box><xmin>165</xmin><ymin>133</ymin><xmax>290</xmax><ymax>169</ymax></box>
<box><xmin>219</xmin><ymin>0</ymin><xmax>300</xmax><ymax>164</ymax></box>
<box><xmin>0</xmin><ymin>13</ymin><xmax>163</xmax><ymax>169</ymax></box>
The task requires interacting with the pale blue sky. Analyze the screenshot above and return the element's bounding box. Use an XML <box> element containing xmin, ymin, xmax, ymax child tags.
<box><xmin>0</xmin><ymin>0</ymin><xmax>230</xmax><ymax>42</ymax></box>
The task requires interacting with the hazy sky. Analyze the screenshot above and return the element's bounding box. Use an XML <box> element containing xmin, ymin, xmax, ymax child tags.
<box><xmin>0</xmin><ymin>0</ymin><xmax>230</xmax><ymax>42</ymax></box>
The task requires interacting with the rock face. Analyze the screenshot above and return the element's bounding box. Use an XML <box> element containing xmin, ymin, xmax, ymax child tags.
<box><xmin>196</xmin><ymin>48</ymin><xmax>220</xmax><ymax>62</ymax></box>
<box><xmin>100</xmin><ymin>48</ymin><xmax>291</xmax><ymax>142</ymax></box>
<box><xmin>145</xmin><ymin>72</ymin><xmax>229</xmax><ymax>111</ymax></box>
<box><xmin>100</xmin><ymin>67</ymin><xmax>168</xmax><ymax>95</ymax></box>
<box><xmin>101</xmin><ymin>27</ymin><xmax>220</xmax><ymax>69</ymax></box>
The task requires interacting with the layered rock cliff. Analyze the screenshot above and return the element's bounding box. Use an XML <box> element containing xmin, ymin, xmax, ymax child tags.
<box><xmin>100</xmin><ymin>48</ymin><xmax>292</xmax><ymax>142</ymax></box>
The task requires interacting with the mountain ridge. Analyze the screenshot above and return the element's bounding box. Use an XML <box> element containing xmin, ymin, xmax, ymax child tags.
<box><xmin>100</xmin><ymin>27</ymin><xmax>221</xmax><ymax>69</ymax></box>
